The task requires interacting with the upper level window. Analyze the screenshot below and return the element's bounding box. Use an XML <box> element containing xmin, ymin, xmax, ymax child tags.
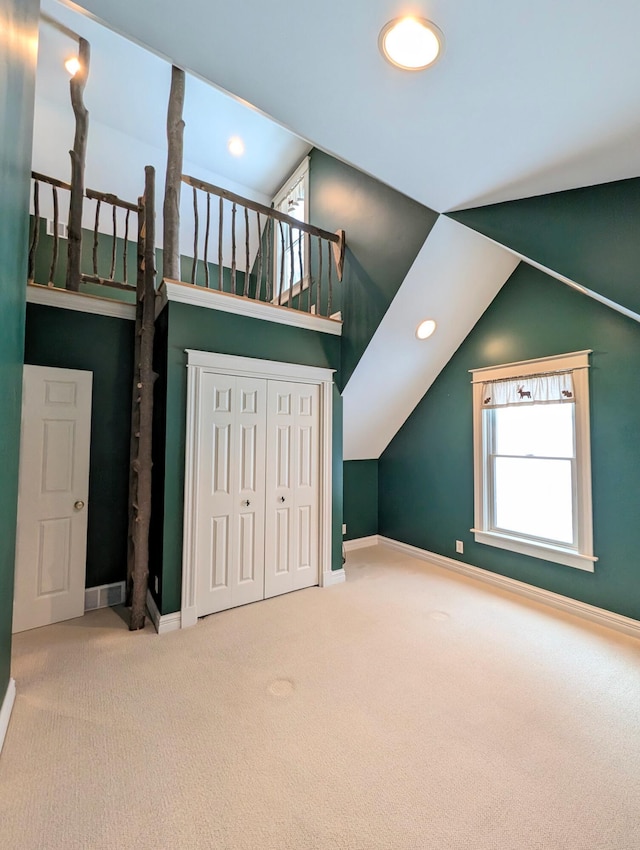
<box><xmin>271</xmin><ymin>157</ymin><xmax>309</xmax><ymax>303</ymax></box>
<box><xmin>470</xmin><ymin>351</ymin><xmax>597</xmax><ymax>572</ymax></box>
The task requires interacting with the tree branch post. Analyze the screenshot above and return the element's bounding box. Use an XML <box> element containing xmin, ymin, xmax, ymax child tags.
<box><xmin>129</xmin><ymin>165</ymin><xmax>157</xmax><ymax>631</ymax></box>
<box><xmin>66</xmin><ymin>37</ymin><xmax>90</xmax><ymax>291</ymax></box>
<box><xmin>163</xmin><ymin>66</ymin><xmax>185</xmax><ymax>282</ymax></box>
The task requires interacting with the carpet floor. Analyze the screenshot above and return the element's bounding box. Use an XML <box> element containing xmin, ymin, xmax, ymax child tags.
<box><xmin>1</xmin><ymin>544</ymin><xmax>639</xmax><ymax>849</ymax></box>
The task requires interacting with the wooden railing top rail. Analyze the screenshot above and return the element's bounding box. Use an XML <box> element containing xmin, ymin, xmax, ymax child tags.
<box><xmin>32</xmin><ymin>171</ymin><xmax>72</xmax><ymax>191</ymax></box>
<box><xmin>182</xmin><ymin>173</ymin><xmax>341</xmax><ymax>244</ymax></box>
<box><xmin>31</xmin><ymin>172</ymin><xmax>139</xmax><ymax>213</ymax></box>
<box><xmin>85</xmin><ymin>188</ymin><xmax>139</xmax><ymax>213</ymax></box>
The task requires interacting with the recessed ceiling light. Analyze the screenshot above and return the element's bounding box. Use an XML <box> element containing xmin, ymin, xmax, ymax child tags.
<box><xmin>228</xmin><ymin>136</ymin><xmax>245</xmax><ymax>157</ymax></box>
<box><xmin>64</xmin><ymin>56</ymin><xmax>81</xmax><ymax>76</ymax></box>
<box><xmin>416</xmin><ymin>319</ymin><xmax>437</xmax><ymax>339</ymax></box>
<box><xmin>379</xmin><ymin>17</ymin><xmax>444</xmax><ymax>70</ymax></box>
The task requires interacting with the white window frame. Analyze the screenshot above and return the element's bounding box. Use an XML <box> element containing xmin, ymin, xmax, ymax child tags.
<box><xmin>470</xmin><ymin>350</ymin><xmax>597</xmax><ymax>572</ymax></box>
<box><xmin>271</xmin><ymin>157</ymin><xmax>310</xmax><ymax>303</ymax></box>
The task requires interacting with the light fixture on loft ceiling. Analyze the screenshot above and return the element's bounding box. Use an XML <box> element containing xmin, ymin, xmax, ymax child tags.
<box><xmin>64</xmin><ymin>56</ymin><xmax>81</xmax><ymax>76</ymax></box>
<box><xmin>379</xmin><ymin>16</ymin><xmax>444</xmax><ymax>70</ymax></box>
<box><xmin>416</xmin><ymin>319</ymin><xmax>437</xmax><ymax>340</ymax></box>
<box><xmin>228</xmin><ymin>136</ymin><xmax>245</xmax><ymax>157</ymax></box>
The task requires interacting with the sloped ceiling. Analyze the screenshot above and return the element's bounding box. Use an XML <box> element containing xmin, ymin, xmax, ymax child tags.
<box><xmin>70</xmin><ymin>0</ymin><xmax>640</xmax><ymax>213</ymax></box>
<box><xmin>53</xmin><ymin>0</ymin><xmax>640</xmax><ymax>460</ymax></box>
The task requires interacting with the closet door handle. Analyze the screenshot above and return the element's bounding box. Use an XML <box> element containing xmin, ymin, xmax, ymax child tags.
<box><xmin>279</xmin><ymin>496</ymin><xmax>286</xmax><ymax>503</ymax></box>
<box><xmin>244</xmin><ymin>500</ymin><xmax>250</xmax><ymax>507</ymax></box>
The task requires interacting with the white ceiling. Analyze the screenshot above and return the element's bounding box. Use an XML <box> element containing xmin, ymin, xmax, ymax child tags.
<box><xmin>67</xmin><ymin>0</ymin><xmax>640</xmax><ymax>213</ymax></box>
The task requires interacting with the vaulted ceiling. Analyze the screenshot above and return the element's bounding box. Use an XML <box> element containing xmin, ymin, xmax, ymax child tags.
<box><xmin>68</xmin><ymin>0</ymin><xmax>640</xmax><ymax>213</ymax></box>
<box><xmin>49</xmin><ymin>0</ymin><xmax>640</xmax><ymax>459</ymax></box>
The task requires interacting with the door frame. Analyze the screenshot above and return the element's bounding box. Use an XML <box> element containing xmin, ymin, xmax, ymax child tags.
<box><xmin>181</xmin><ymin>349</ymin><xmax>335</xmax><ymax>628</ymax></box>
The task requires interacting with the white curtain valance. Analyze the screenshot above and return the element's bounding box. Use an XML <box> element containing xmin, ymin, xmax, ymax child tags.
<box><xmin>482</xmin><ymin>371</ymin><xmax>574</xmax><ymax>408</ymax></box>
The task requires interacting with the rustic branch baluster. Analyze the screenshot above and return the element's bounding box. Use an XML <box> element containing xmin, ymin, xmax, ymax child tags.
<box><xmin>218</xmin><ymin>197</ymin><xmax>223</xmax><ymax>291</ymax></box>
<box><xmin>278</xmin><ymin>220</ymin><xmax>285</xmax><ymax>305</ymax></box>
<box><xmin>191</xmin><ymin>186</ymin><xmax>198</xmax><ymax>285</ymax></box>
<box><xmin>204</xmin><ymin>192</ymin><xmax>210</xmax><ymax>288</ymax></box>
<box><xmin>28</xmin><ymin>179</ymin><xmax>40</xmax><ymax>283</ymax></box>
<box><xmin>298</xmin><ymin>228</ymin><xmax>304</xmax><ymax>312</ymax></box>
<box><xmin>327</xmin><ymin>239</ymin><xmax>333</xmax><ymax>317</ymax></box>
<box><xmin>317</xmin><ymin>235</ymin><xmax>323</xmax><ymax>316</ymax></box>
<box><xmin>255</xmin><ymin>212</ymin><xmax>262</xmax><ymax>301</ymax></box>
<box><xmin>231</xmin><ymin>202</ymin><xmax>237</xmax><ymax>293</ymax></box>
<box><xmin>48</xmin><ymin>186</ymin><xmax>59</xmax><ymax>286</ymax></box>
<box><xmin>288</xmin><ymin>224</ymin><xmax>294</xmax><ymax>307</ymax></box>
<box><xmin>244</xmin><ymin>207</ymin><xmax>250</xmax><ymax>297</ymax></box>
<box><xmin>123</xmin><ymin>209</ymin><xmax>130</xmax><ymax>284</ymax></box>
<box><xmin>92</xmin><ymin>200</ymin><xmax>101</xmax><ymax>276</ymax></box>
<box><xmin>110</xmin><ymin>204</ymin><xmax>117</xmax><ymax>281</ymax></box>
<box><xmin>266</xmin><ymin>218</ymin><xmax>272</xmax><ymax>302</ymax></box>
<box><xmin>66</xmin><ymin>37</ymin><xmax>90</xmax><ymax>291</ymax></box>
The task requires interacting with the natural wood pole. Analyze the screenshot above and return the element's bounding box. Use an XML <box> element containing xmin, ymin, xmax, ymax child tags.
<box><xmin>129</xmin><ymin>165</ymin><xmax>157</xmax><ymax>631</ymax></box>
<box><xmin>66</xmin><ymin>37</ymin><xmax>90</xmax><ymax>291</ymax></box>
<box><xmin>163</xmin><ymin>66</ymin><xmax>185</xmax><ymax>282</ymax></box>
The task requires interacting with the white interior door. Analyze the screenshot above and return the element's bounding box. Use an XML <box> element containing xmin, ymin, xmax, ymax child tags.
<box><xmin>13</xmin><ymin>365</ymin><xmax>92</xmax><ymax>633</ymax></box>
<box><xmin>264</xmin><ymin>381</ymin><xmax>319</xmax><ymax>599</ymax></box>
<box><xmin>196</xmin><ymin>372</ymin><xmax>267</xmax><ymax>616</ymax></box>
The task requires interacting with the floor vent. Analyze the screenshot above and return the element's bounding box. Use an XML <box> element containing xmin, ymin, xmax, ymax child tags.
<box><xmin>85</xmin><ymin>581</ymin><xmax>126</xmax><ymax>612</ymax></box>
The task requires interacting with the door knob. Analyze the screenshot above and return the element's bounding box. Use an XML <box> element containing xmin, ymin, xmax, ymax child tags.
<box><xmin>74</xmin><ymin>500</ymin><xmax>85</xmax><ymax>511</ymax></box>
<box><xmin>244</xmin><ymin>500</ymin><xmax>250</xmax><ymax>507</ymax></box>
<box><xmin>279</xmin><ymin>496</ymin><xmax>286</xmax><ymax>503</ymax></box>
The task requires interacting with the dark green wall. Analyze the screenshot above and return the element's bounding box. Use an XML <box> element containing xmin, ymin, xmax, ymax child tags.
<box><xmin>308</xmin><ymin>149</ymin><xmax>438</xmax><ymax>388</ymax></box>
<box><xmin>0</xmin><ymin>0</ymin><xmax>38</xmax><ymax>698</ymax></box>
<box><xmin>157</xmin><ymin>301</ymin><xmax>342</xmax><ymax>615</ymax></box>
<box><xmin>449</xmin><ymin>178</ymin><xmax>640</xmax><ymax>314</ymax></box>
<box><xmin>379</xmin><ymin>263</ymin><xmax>640</xmax><ymax>620</ymax></box>
<box><xmin>24</xmin><ymin>304</ymin><xmax>134</xmax><ymax>588</ymax></box>
<box><xmin>343</xmin><ymin>460</ymin><xmax>378</xmax><ymax>540</ymax></box>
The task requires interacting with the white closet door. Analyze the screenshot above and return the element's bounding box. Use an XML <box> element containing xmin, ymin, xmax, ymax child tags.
<box><xmin>14</xmin><ymin>365</ymin><xmax>92</xmax><ymax>633</ymax></box>
<box><xmin>265</xmin><ymin>381</ymin><xmax>319</xmax><ymax>598</ymax></box>
<box><xmin>196</xmin><ymin>373</ymin><xmax>267</xmax><ymax>616</ymax></box>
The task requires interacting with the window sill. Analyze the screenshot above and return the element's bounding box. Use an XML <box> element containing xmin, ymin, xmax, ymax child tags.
<box><xmin>471</xmin><ymin>529</ymin><xmax>597</xmax><ymax>572</ymax></box>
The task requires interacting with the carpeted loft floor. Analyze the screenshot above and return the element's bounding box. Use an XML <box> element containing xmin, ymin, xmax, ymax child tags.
<box><xmin>2</xmin><ymin>545</ymin><xmax>640</xmax><ymax>850</ymax></box>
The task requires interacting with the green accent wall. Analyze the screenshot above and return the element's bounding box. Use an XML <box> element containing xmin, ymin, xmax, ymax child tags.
<box><xmin>343</xmin><ymin>460</ymin><xmax>378</xmax><ymax>540</ymax></box>
<box><xmin>379</xmin><ymin>263</ymin><xmax>640</xmax><ymax>621</ymax></box>
<box><xmin>24</xmin><ymin>304</ymin><xmax>135</xmax><ymax>588</ymax></box>
<box><xmin>156</xmin><ymin>301</ymin><xmax>342</xmax><ymax>615</ymax></box>
<box><xmin>449</xmin><ymin>178</ymin><xmax>640</xmax><ymax>314</ymax></box>
<box><xmin>0</xmin><ymin>0</ymin><xmax>38</xmax><ymax>699</ymax></box>
<box><xmin>308</xmin><ymin>150</ymin><xmax>438</xmax><ymax>389</ymax></box>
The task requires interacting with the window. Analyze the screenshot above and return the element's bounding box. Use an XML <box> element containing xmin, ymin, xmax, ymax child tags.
<box><xmin>271</xmin><ymin>157</ymin><xmax>309</xmax><ymax>303</ymax></box>
<box><xmin>471</xmin><ymin>351</ymin><xmax>597</xmax><ymax>571</ymax></box>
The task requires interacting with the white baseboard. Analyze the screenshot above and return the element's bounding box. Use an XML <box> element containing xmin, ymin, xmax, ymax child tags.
<box><xmin>146</xmin><ymin>590</ymin><xmax>182</xmax><ymax>635</ymax></box>
<box><xmin>378</xmin><ymin>536</ymin><xmax>640</xmax><ymax>640</ymax></box>
<box><xmin>85</xmin><ymin>581</ymin><xmax>126</xmax><ymax>612</ymax></box>
<box><xmin>323</xmin><ymin>568</ymin><xmax>346</xmax><ymax>586</ymax></box>
<box><xmin>0</xmin><ymin>678</ymin><xmax>16</xmax><ymax>757</ymax></box>
<box><xmin>343</xmin><ymin>535</ymin><xmax>380</xmax><ymax>552</ymax></box>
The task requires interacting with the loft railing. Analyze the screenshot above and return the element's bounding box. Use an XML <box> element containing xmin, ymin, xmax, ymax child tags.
<box><xmin>180</xmin><ymin>173</ymin><xmax>345</xmax><ymax>319</ymax></box>
<box><xmin>28</xmin><ymin>170</ymin><xmax>141</xmax><ymax>294</ymax></box>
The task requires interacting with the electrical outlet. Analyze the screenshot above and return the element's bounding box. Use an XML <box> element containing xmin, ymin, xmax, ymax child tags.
<box><xmin>342</xmin><ymin>524</ymin><xmax>347</xmax><ymax>535</ymax></box>
<box><xmin>455</xmin><ymin>540</ymin><xmax>464</xmax><ymax>554</ymax></box>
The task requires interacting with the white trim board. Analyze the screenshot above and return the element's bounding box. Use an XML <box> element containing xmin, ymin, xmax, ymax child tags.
<box><xmin>27</xmin><ymin>283</ymin><xmax>136</xmax><ymax>320</ymax></box>
<box><xmin>161</xmin><ymin>279</ymin><xmax>342</xmax><ymax>336</ymax></box>
<box><xmin>323</xmin><ymin>568</ymin><xmax>346</xmax><ymax>586</ymax></box>
<box><xmin>146</xmin><ymin>590</ymin><xmax>181</xmax><ymax>635</ymax></box>
<box><xmin>0</xmin><ymin>678</ymin><xmax>16</xmax><ymax>757</ymax></box>
<box><xmin>345</xmin><ymin>536</ymin><xmax>640</xmax><ymax>640</ymax></box>
<box><xmin>344</xmin><ymin>535</ymin><xmax>380</xmax><ymax>551</ymax></box>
